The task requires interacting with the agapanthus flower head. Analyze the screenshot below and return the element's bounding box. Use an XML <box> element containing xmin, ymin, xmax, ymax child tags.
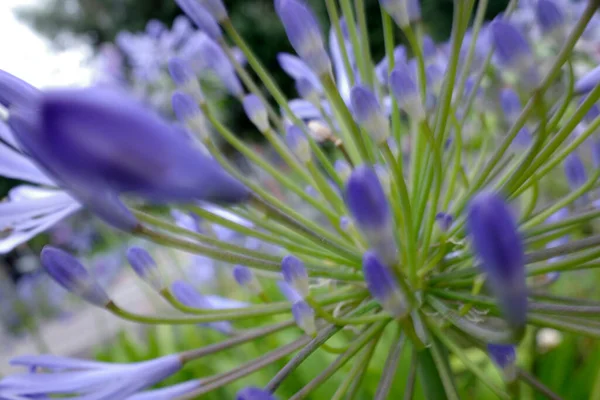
<box><xmin>6</xmin><ymin>0</ymin><xmax>600</xmax><ymax>397</ymax></box>
<box><xmin>40</xmin><ymin>246</ymin><xmax>110</xmax><ymax>307</ymax></box>
<box><xmin>237</xmin><ymin>387</ymin><xmax>277</xmax><ymax>400</ymax></box>
<box><xmin>126</xmin><ymin>246</ymin><xmax>164</xmax><ymax>291</ymax></box>
<box><xmin>276</xmin><ymin>0</ymin><xmax>331</xmax><ymax>76</ymax></box>
<box><xmin>467</xmin><ymin>192</ymin><xmax>527</xmax><ymax>328</ymax></box>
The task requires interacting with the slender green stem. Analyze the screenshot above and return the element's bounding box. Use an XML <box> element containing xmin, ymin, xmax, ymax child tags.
<box><xmin>179</xmin><ymin>319</ymin><xmax>295</xmax><ymax>362</ymax></box>
<box><xmin>320</xmin><ymin>73</ymin><xmax>370</xmax><ymax>163</ymax></box>
<box><xmin>354</xmin><ymin>0</ymin><xmax>376</xmax><ymax>88</ymax></box>
<box><xmin>325</xmin><ymin>0</ymin><xmax>355</xmax><ymax>87</ymax></box>
<box><xmin>289</xmin><ymin>321</ymin><xmax>389</xmax><ymax>400</ymax></box>
<box><xmin>374</xmin><ymin>333</ymin><xmax>406</xmax><ymax>400</ymax></box>
<box><xmin>266</xmin><ymin>301</ymin><xmax>380</xmax><ymax>391</ymax></box>
<box><xmin>428</xmin><ymin>321</ymin><xmax>510</xmax><ymax>399</ymax></box>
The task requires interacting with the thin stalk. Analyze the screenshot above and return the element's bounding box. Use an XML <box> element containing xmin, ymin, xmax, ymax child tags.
<box><xmin>374</xmin><ymin>333</ymin><xmax>406</xmax><ymax>400</ymax></box>
<box><xmin>289</xmin><ymin>321</ymin><xmax>389</xmax><ymax>400</ymax></box>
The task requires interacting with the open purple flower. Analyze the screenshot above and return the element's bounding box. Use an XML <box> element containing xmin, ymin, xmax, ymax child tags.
<box><xmin>8</xmin><ymin>86</ymin><xmax>249</xmax><ymax>230</ymax></box>
<box><xmin>0</xmin><ymin>354</ymin><xmax>184</xmax><ymax>399</ymax></box>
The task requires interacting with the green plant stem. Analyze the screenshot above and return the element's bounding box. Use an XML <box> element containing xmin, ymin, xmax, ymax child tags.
<box><xmin>289</xmin><ymin>320</ymin><xmax>389</xmax><ymax>400</ymax></box>
<box><xmin>106</xmin><ymin>289</ymin><xmax>361</xmax><ymax>325</ymax></box>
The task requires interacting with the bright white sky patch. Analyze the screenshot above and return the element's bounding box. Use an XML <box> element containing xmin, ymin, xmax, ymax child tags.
<box><xmin>0</xmin><ymin>0</ymin><xmax>93</xmax><ymax>88</ymax></box>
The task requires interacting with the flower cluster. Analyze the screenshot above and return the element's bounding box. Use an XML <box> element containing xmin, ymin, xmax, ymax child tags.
<box><xmin>2</xmin><ymin>0</ymin><xmax>600</xmax><ymax>398</ymax></box>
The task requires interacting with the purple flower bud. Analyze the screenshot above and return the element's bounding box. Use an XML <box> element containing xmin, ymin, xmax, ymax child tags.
<box><xmin>187</xmin><ymin>33</ymin><xmax>243</xmax><ymax>97</ymax></box>
<box><xmin>345</xmin><ymin>165</ymin><xmax>389</xmax><ymax>232</ymax></box>
<box><xmin>490</xmin><ymin>20</ymin><xmax>534</xmax><ymax>73</ymax></box>
<box><xmin>281</xmin><ymin>255</ymin><xmax>309</xmax><ymax>298</ymax></box>
<box><xmin>467</xmin><ymin>191</ymin><xmax>527</xmax><ymax>328</ymax></box>
<box><xmin>435</xmin><ymin>212</ymin><xmax>453</xmax><ymax>232</ymax></box>
<box><xmin>198</xmin><ymin>0</ymin><xmax>228</xmax><ymax>22</ymax></box>
<box><xmin>362</xmin><ymin>251</ymin><xmax>409</xmax><ymax>318</ymax></box>
<box><xmin>168</xmin><ymin>57</ymin><xmax>203</xmax><ymax>101</ymax></box>
<box><xmin>376</xmin><ymin>46</ymin><xmax>406</xmax><ymax>85</ymax></box>
<box><xmin>236</xmin><ymin>387</ymin><xmax>277</xmax><ymax>400</ymax></box>
<box><xmin>174</xmin><ymin>0</ymin><xmax>222</xmax><ymax>40</ymax></box>
<box><xmin>487</xmin><ymin>344</ymin><xmax>517</xmax><ymax>381</ymax></box>
<box><xmin>379</xmin><ymin>0</ymin><xmax>421</xmax><ymax>28</ymax></box>
<box><xmin>564</xmin><ymin>152</ymin><xmax>587</xmax><ymax>190</ymax></box>
<box><xmin>242</xmin><ymin>94</ymin><xmax>269</xmax><ymax>132</ymax></box>
<box><xmin>8</xmin><ymin>88</ymin><xmax>249</xmax><ymax>230</ymax></box>
<box><xmin>171</xmin><ymin>91</ymin><xmax>203</xmax><ymax>127</ymax></box>
<box><xmin>0</xmin><ymin>69</ymin><xmax>39</xmax><ymax>108</ymax></box>
<box><xmin>296</xmin><ymin>77</ymin><xmax>319</xmax><ymax>104</ymax></box>
<box><xmin>334</xmin><ymin>159</ymin><xmax>352</xmax><ymax>182</ymax></box>
<box><xmin>350</xmin><ymin>85</ymin><xmax>390</xmax><ymax>144</ymax></box>
<box><xmin>286</xmin><ymin>125</ymin><xmax>311</xmax><ymax>163</ymax></box>
<box><xmin>277</xmin><ymin>0</ymin><xmax>331</xmax><ymax>76</ymax></box>
<box><xmin>171</xmin><ymin>280</ymin><xmax>233</xmax><ymax>334</ymax></box>
<box><xmin>422</xmin><ymin>35</ymin><xmax>437</xmax><ymax>61</ymax></box>
<box><xmin>277</xmin><ymin>280</ymin><xmax>302</xmax><ymax>303</ymax></box>
<box><xmin>575</xmin><ymin>65</ymin><xmax>600</xmax><ymax>94</ymax></box>
<box><xmin>291</xmin><ymin>300</ymin><xmax>316</xmax><ymax>335</ymax></box>
<box><xmin>126</xmin><ymin>247</ymin><xmax>164</xmax><ymax>291</ymax></box>
<box><xmin>339</xmin><ymin>216</ymin><xmax>352</xmax><ymax>231</ymax></box>
<box><xmin>536</xmin><ymin>0</ymin><xmax>564</xmax><ymax>35</ymax></box>
<box><xmin>390</xmin><ymin>62</ymin><xmax>424</xmax><ymax>120</ymax></box>
<box><xmin>41</xmin><ymin>246</ymin><xmax>110</xmax><ymax>307</ymax></box>
<box><xmin>146</xmin><ymin>19</ymin><xmax>166</xmax><ymax>38</ymax></box>
<box><xmin>233</xmin><ymin>265</ymin><xmax>261</xmax><ymax>293</ymax></box>
<box><xmin>426</xmin><ymin>63</ymin><xmax>444</xmax><ymax>94</ymax></box>
<box><xmin>499</xmin><ymin>88</ymin><xmax>522</xmax><ymax>120</ymax></box>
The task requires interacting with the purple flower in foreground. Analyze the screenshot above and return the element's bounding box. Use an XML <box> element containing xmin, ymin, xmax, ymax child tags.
<box><xmin>0</xmin><ymin>354</ymin><xmax>183</xmax><ymax>399</ymax></box>
<box><xmin>467</xmin><ymin>192</ymin><xmax>527</xmax><ymax>328</ymax></box>
<box><xmin>281</xmin><ymin>255</ymin><xmax>309</xmax><ymax>299</ymax></box>
<box><xmin>8</xmin><ymin>87</ymin><xmax>249</xmax><ymax>230</ymax></box>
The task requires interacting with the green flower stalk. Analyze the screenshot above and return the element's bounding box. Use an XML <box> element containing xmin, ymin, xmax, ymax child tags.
<box><xmin>2</xmin><ymin>0</ymin><xmax>600</xmax><ymax>398</ymax></box>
